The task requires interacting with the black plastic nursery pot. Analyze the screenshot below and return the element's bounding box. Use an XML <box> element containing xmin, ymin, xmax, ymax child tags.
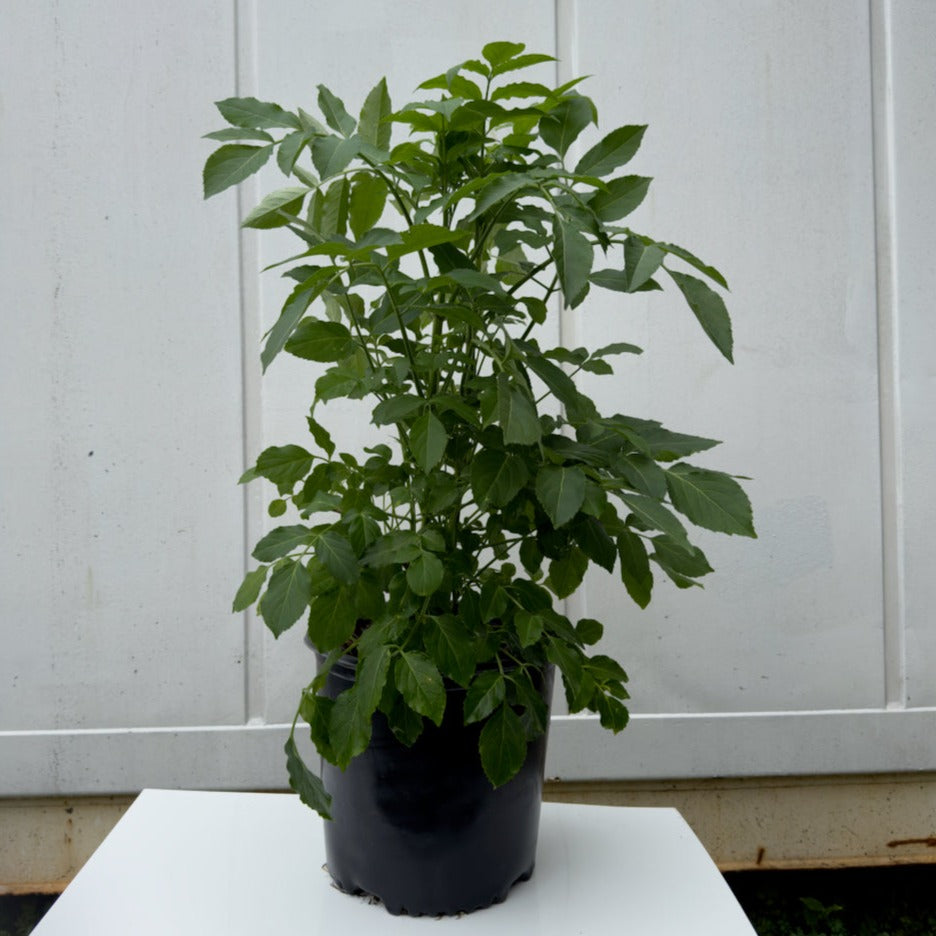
<box><xmin>317</xmin><ymin>652</ymin><xmax>554</xmax><ymax>916</ymax></box>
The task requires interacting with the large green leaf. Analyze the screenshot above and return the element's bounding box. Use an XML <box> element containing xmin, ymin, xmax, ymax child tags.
<box><xmin>232</xmin><ymin>566</ymin><xmax>269</xmax><ymax>612</ymax></box>
<box><xmin>372</xmin><ymin>394</ymin><xmax>425</xmax><ymax>426</ymax></box>
<box><xmin>574</xmin><ymin>125</ymin><xmax>646</xmax><ymax>177</ymax></box>
<box><xmin>252</xmin><ymin>524</ymin><xmax>313</xmax><ymax>562</ymax></box>
<box><xmin>464</xmin><ymin>670</ymin><xmax>506</xmax><ymax>724</ymax></box>
<box><xmin>259</xmin><ymin>559</ymin><xmax>311</xmax><ymax>637</ymax></box>
<box><xmin>462</xmin><ymin>173</ymin><xmax>538</xmax><ymax>223</ymax></box>
<box><xmin>349</xmin><ymin>173</ymin><xmax>387</xmax><ymax>238</ymax></box>
<box><xmin>540</xmin><ymin>95</ymin><xmax>594</xmax><ymax>158</ymax></box>
<box><xmin>617</xmin><ymin>530</ymin><xmax>653</xmax><ymax>608</ymax></box>
<box><xmin>385</xmin><ymin>223</ymin><xmax>470</xmax><ymax>259</ymax></box>
<box><xmin>470</xmin><ymin>449</ymin><xmax>530</xmax><ymax>506</ymax></box>
<box><xmin>255</xmin><ymin>445</ymin><xmax>314</xmax><ymax>486</ymax></box>
<box><xmin>482</xmin><ymin>41</ymin><xmax>526</xmax><ymax>66</ymax></box>
<box><xmin>536</xmin><ymin>465</ymin><xmax>586</xmax><ymax>528</ymax></box>
<box><xmin>425</xmin><ymin>614</ymin><xmax>477</xmax><ymax>686</ymax></box>
<box><xmin>624</xmin><ymin>236</ymin><xmax>665</xmax><ymax>291</ymax></box>
<box><xmin>311</xmin><ymin>135</ymin><xmax>362</xmax><ymax>179</ymax></box>
<box><xmin>589</xmin><ymin>175</ymin><xmax>651</xmax><ymax>222</ymax></box>
<box><xmin>362</xmin><ymin>531</ymin><xmax>422</xmax><ymax>567</ymax></box>
<box><xmin>203</xmin><ymin>144</ymin><xmax>273</xmax><ymax>198</ymax></box>
<box><xmin>315</xmin><ymin>530</ymin><xmax>360</xmax><ymax>583</ymax></box>
<box><xmin>497</xmin><ymin>375</ymin><xmax>541</xmax><ymax>445</ymax></box>
<box><xmin>395</xmin><ymin>652</ymin><xmax>445</xmax><ymax>725</ymax></box>
<box><xmin>317</xmin><ymin>84</ymin><xmax>356</xmax><ymax>136</ymax></box>
<box><xmin>284</xmin><ymin>737</ymin><xmax>331</xmax><ymax>818</ymax></box>
<box><xmin>547</xmin><ymin>547</ymin><xmax>589</xmax><ymax>599</ymax></box>
<box><xmin>358</xmin><ymin>77</ymin><xmax>392</xmax><ymax>150</ymax></box>
<box><xmin>215</xmin><ymin>97</ymin><xmax>301</xmax><ymax>130</ymax></box>
<box><xmin>665</xmin><ymin>464</ymin><xmax>756</xmax><ymax>537</ymax></box>
<box><xmin>553</xmin><ymin>217</ymin><xmax>593</xmax><ymax>308</ymax></box>
<box><xmin>668</xmin><ymin>270</ymin><xmax>733</xmax><ymax>362</ymax></box>
<box><xmin>241</xmin><ymin>186</ymin><xmax>308</xmax><ymax>229</ymax></box>
<box><xmin>618</xmin><ymin>492</ymin><xmax>693</xmax><ymax>553</ymax></box>
<box><xmin>329</xmin><ymin>687</ymin><xmax>372</xmax><ymax>768</ymax></box>
<box><xmin>479</xmin><ymin>704</ymin><xmax>527</xmax><ymax>787</ymax></box>
<box><xmin>262</xmin><ymin>271</ymin><xmax>337</xmax><ymax>372</ymax></box>
<box><xmin>410</xmin><ymin>411</ymin><xmax>448</xmax><ymax>473</ymax></box>
<box><xmin>307</xmin><ymin>588</ymin><xmax>356</xmax><ymax>650</ymax></box>
<box><xmin>571</xmin><ymin>516</ymin><xmax>616</xmax><ymax>572</ymax></box>
<box><xmin>285</xmin><ymin>319</ymin><xmax>354</xmax><ymax>363</ymax></box>
<box><xmin>406</xmin><ymin>552</ymin><xmax>444</xmax><ymax>596</ymax></box>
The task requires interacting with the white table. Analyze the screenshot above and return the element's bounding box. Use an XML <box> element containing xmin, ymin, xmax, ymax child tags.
<box><xmin>32</xmin><ymin>790</ymin><xmax>756</xmax><ymax>935</ymax></box>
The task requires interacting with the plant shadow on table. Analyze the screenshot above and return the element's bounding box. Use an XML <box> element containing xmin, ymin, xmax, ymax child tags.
<box><xmin>0</xmin><ymin>895</ymin><xmax>56</xmax><ymax>936</ymax></box>
<box><xmin>726</xmin><ymin>865</ymin><xmax>936</xmax><ymax>936</ymax></box>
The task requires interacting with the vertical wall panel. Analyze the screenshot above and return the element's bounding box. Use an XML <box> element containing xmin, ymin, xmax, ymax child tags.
<box><xmin>0</xmin><ymin>1</ymin><xmax>246</xmax><ymax>729</ymax></box>
<box><xmin>567</xmin><ymin>0</ymin><xmax>885</xmax><ymax>714</ymax></box>
<box><xmin>887</xmin><ymin>1</ymin><xmax>936</xmax><ymax>708</ymax></box>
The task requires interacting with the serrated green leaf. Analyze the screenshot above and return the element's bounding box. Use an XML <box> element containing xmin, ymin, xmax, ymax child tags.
<box><xmin>285</xmin><ymin>319</ymin><xmax>354</xmax><ymax>363</ymax></box>
<box><xmin>349</xmin><ymin>173</ymin><xmax>387</xmax><ymax>238</ymax></box>
<box><xmin>571</xmin><ymin>516</ymin><xmax>616</xmax><ymax>572</ymax></box>
<box><xmin>482</xmin><ymin>41</ymin><xmax>526</xmax><ymax>66</ymax></box>
<box><xmin>362</xmin><ymin>531</ymin><xmax>422</xmax><ymax>567</ymax></box>
<box><xmin>307</xmin><ymin>588</ymin><xmax>356</xmax><ymax>650</ymax></box>
<box><xmin>262</xmin><ymin>271</ymin><xmax>338</xmax><ymax>372</ymax></box>
<box><xmin>536</xmin><ymin>465</ymin><xmax>586</xmax><ymax>528</ymax></box>
<box><xmin>658</xmin><ymin>241</ymin><xmax>729</xmax><ymax>289</ymax></box>
<box><xmin>395</xmin><ymin>652</ymin><xmax>445</xmax><ymax>725</ymax></box>
<box><xmin>216</xmin><ymin>97</ymin><xmax>300</xmax><ymax>130</ymax></box>
<box><xmin>425</xmin><ymin>614</ymin><xmax>477</xmax><ymax>686</ymax></box>
<box><xmin>617</xmin><ymin>453</ymin><xmax>667</xmax><ymax>499</ymax></box>
<box><xmin>620</xmin><ymin>491</ymin><xmax>693</xmax><ymax>552</ymax></box>
<box><xmin>315</xmin><ymin>530</ymin><xmax>360</xmax><ymax>584</ymax></box>
<box><xmin>410</xmin><ymin>411</ymin><xmax>448</xmax><ymax>473</ymax></box>
<box><xmin>385</xmin><ymin>223</ymin><xmax>470</xmax><ymax>259</ymax></box>
<box><xmin>497</xmin><ymin>374</ymin><xmax>541</xmax><ymax>445</ymax></box>
<box><xmin>252</xmin><ymin>524</ymin><xmax>313</xmax><ymax>562</ymax></box>
<box><xmin>242</xmin><ymin>186</ymin><xmax>308</xmax><ymax>229</ymax></box>
<box><xmin>651</xmin><ymin>535</ymin><xmax>714</xmax><ymax>586</ymax></box>
<box><xmin>284</xmin><ymin>736</ymin><xmax>331</xmax><ymax>818</ymax></box>
<box><xmin>306</xmin><ymin>414</ymin><xmax>335</xmax><ymax>457</ymax></box>
<box><xmin>277</xmin><ymin>130</ymin><xmax>308</xmax><ymax>175</ymax></box>
<box><xmin>464</xmin><ymin>670</ymin><xmax>506</xmax><ymax>724</ymax></box>
<box><xmin>232</xmin><ymin>566</ymin><xmax>268</xmax><ymax>612</ymax></box>
<box><xmin>575</xmin><ymin>125</ymin><xmax>646</xmax><ymax>177</ymax></box>
<box><xmin>317</xmin><ymin>84</ymin><xmax>356</xmax><ymax>136</ymax></box>
<box><xmin>540</xmin><ymin>95</ymin><xmax>594</xmax><ymax>157</ymax></box>
<box><xmin>553</xmin><ymin>216</ymin><xmax>593</xmax><ymax>308</ymax></box>
<box><xmin>665</xmin><ymin>464</ymin><xmax>755</xmax><ymax>536</ymax></box>
<box><xmin>406</xmin><ymin>552</ymin><xmax>444</xmax><ymax>596</ymax></box>
<box><xmin>617</xmin><ymin>529</ymin><xmax>653</xmax><ymax>608</ymax></box>
<box><xmin>576</xmin><ymin>617</ymin><xmax>604</xmax><ymax>645</ymax></box>
<box><xmin>329</xmin><ymin>686</ymin><xmax>372</xmax><ymax>768</ymax></box>
<box><xmin>470</xmin><ymin>449</ymin><xmax>530</xmax><ymax>506</ymax></box>
<box><xmin>589</xmin><ymin>175</ymin><xmax>651</xmax><ymax>222</ymax></box>
<box><xmin>479</xmin><ymin>704</ymin><xmax>527</xmax><ymax>787</ymax></box>
<box><xmin>255</xmin><ymin>445</ymin><xmax>314</xmax><ymax>486</ymax></box>
<box><xmin>372</xmin><ymin>394</ymin><xmax>424</xmax><ymax>426</ymax></box>
<box><xmin>514</xmin><ymin>610</ymin><xmax>545</xmax><ymax>648</ymax></box>
<box><xmin>358</xmin><ymin>77</ymin><xmax>392</xmax><ymax>149</ymax></box>
<box><xmin>547</xmin><ymin>547</ymin><xmax>589</xmax><ymax>599</ymax></box>
<box><xmin>203</xmin><ymin>127</ymin><xmax>274</xmax><ymax>143</ymax></box>
<box><xmin>624</xmin><ymin>236</ymin><xmax>665</xmax><ymax>291</ymax></box>
<box><xmin>310</xmin><ymin>135</ymin><xmax>362</xmax><ymax>179</ymax></box>
<box><xmin>259</xmin><ymin>559</ymin><xmax>311</xmax><ymax>637</ymax></box>
<box><xmin>203</xmin><ymin>144</ymin><xmax>273</xmax><ymax>198</ymax></box>
<box><xmin>668</xmin><ymin>270</ymin><xmax>734</xmax><ymax>362</ymax></box>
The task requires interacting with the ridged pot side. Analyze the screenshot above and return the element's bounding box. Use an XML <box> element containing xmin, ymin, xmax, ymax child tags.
<box><xmin>317</xmin><ymin>652</ymin><xmax>554</xmax><ymax>916</ymax></box>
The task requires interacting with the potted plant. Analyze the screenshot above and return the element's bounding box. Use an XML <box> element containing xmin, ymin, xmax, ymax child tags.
<box><xmin>203</xmin><ymin>40</ymin><xmax>755</xmax><ymax>915</ymax></box>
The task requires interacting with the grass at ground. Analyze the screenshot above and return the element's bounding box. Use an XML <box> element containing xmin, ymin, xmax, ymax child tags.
<box><xmin>726</xmin><ymin>865</ymin><xmax>936</xmax><ymax>936</ymax></box>
<box><xmin>3</xmin><ymin>866</ymin><xmax>935</xmax><ymax>934</ymax></box>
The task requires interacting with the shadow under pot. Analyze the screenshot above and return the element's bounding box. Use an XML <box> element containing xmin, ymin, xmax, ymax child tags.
<box><xmin>314</xmin><ymin>648</ymin><xmax>554</xmax><ymax>916</ymax></box>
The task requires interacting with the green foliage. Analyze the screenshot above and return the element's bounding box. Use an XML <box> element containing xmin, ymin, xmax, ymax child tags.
<box><xmin>204</xmin><ymin>41</ymin><xmax>756</xmax><ymax>815</ymax></box>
